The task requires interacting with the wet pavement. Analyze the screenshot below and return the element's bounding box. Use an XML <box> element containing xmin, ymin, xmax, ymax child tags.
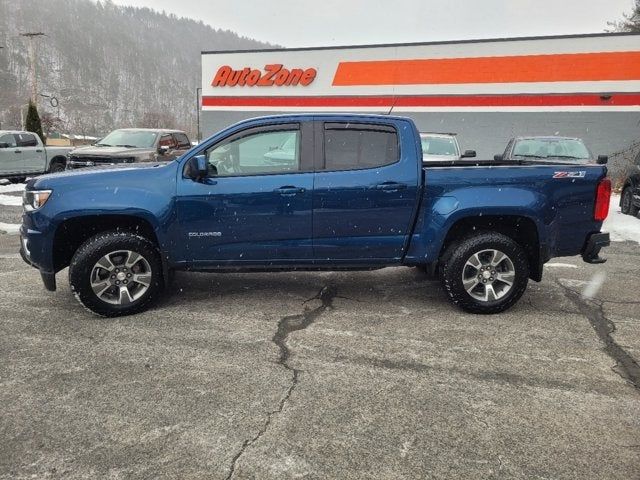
<box><xmin>0</xmin><ymin>226</ymin><xmax>639</xmax><ymax>479</ymax></box>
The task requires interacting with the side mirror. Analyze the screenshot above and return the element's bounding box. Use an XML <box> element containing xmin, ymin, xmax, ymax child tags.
<box><xmin>461</xmin><ymin>150</ymin><xmax>476</xmax><ymax>158</ymax></box>
<box><xmin>158</xmin><ymin>145</ymin><xmax>170</xmax><ymax>155</ymax></box>
<box><xmin>494</xmin><ymin>154</ymin><xmax>504</xmax><ymax>161</ymax></box>
<box><xmin>596</xmin><ymin>155</ymin><xmax>608</xmax><ymax>165</ymax></box>
<box><xmin>0</xmin><ymin>142</ymin><xmax>9</xmax><ymax>149</ymax></box>
<box><xmin>186</xmin><ymin>155</ymin><xmax>209</xmax><ymax>180</ymax></box>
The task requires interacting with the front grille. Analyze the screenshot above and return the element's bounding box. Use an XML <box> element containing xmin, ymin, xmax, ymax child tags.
<box><xmin>68</xmin><ymin>156</ymin><xmax>135</xmax><ymax>169</ymax></box>
<box><xmin>71</xmin><ymin>156</ymin><xmax>120</xmax><ymax>164</ymax></box>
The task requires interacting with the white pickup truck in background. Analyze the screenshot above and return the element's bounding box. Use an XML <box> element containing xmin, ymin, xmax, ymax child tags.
<box><xmin>0</xmin><ymin>131</ymin><xmax>74</xmax><ymax>182</ymax></box>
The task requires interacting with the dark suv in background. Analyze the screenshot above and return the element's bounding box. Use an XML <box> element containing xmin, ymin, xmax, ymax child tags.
<box><xmin>67</xmin><ymin>128</ymin><xmax>191</xmax><ymax>169</ymax></box>
<box><xmin>621</xmin><ymin>150</ymin><xmax>640</xmax><ymax>217</ymax></box>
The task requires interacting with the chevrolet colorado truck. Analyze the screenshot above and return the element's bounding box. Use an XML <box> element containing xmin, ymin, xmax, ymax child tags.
<box><xmin>20</xmin><ymin>114</ymin><xmax>611</xmax><ymax>317</ymax></box>
<box><xmin>0</xmin><ymin>130</ymin><xmax>73</xmax><ymax>181</ymax></box>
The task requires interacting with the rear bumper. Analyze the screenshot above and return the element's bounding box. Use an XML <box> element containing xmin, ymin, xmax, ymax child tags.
<box><xmin>582</xmin><ymin>232</ymin><xmax>610</xmax><ymax>264</ymax></box>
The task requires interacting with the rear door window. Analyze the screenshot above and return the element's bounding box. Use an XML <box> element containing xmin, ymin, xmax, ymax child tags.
<box><xmin>15</xmin><ymin>133</ymin><xmax>38</xmax><ymax>147</ymax></box>
<box><xmin>322</xmin><ymin>123</ymin><xmax>399</xmax><ymax>171</ymax></box>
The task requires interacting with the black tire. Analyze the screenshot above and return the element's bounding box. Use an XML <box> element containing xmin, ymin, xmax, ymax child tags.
<box><xmin>9</xmin><ymin>177</ymin><xmax>26</xmax><ymax>184</ymax></box>
<box><xmin>49</xmin><ymin>161</ymin><xmax>66</xmax><ymax>173</ymax></box>
<box><xmin>621</xmin><ymin>188</ymin><xmax>639</xmax><ymax>216</ymax></box>
<box><xmin>69</xmin><ymin>231</ymin><xmax>163</xmax><ymax>317</ymax></box>
<box><xmin>440</xmin><ymin>232</ymin><xmax>529</xmax><ymax>314</ymax></box>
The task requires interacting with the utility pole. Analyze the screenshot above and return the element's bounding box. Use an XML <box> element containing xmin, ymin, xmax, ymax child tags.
<box><xmin>20</xmin><ymin>32</ymin><xmax>45</xmax><ymax>105</ymax></box>
<box><xmin>196</xmin><ymin>87</ymin><xmax>202</xmax><ymax>142</ymax></box>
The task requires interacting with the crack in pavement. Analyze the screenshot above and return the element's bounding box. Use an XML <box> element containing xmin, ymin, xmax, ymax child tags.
<box><xmin>557</xmin><ymin>280</ymin><xmax>640</xmax><ymax>392</ymax></box>
<box><xmin>225</xmin><ymin>285</ymin><xmax>337</xmax><ymax>480</ymax></box>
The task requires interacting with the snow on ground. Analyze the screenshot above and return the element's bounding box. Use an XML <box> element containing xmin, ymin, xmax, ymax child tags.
<box><xmin>0</xmin><ymin>222</ymin><xmax>20</xmax><ymax>235</ymax></box>
<box><xmin>604</xmin><ymin>194</ymin><xmax>640</xmax><ymax>244</ymax></box>
<box><xmin>0</xmin><ymin>183</ymin><xmax>26</xmax><ymax>194</ymax></box>
<box><xmin>0</xmin><ymin>193</ymin><xmax>23</xmax><ymax>207</ymax></box>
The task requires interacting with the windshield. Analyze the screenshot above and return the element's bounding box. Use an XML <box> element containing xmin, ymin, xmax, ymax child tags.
<box><xmin>512</xmin><ymin>138</ymin><xmax>591</xmax><ymax>160</ymax></box>
<box><xmin>97</xmin><ymin>130</ymin><xmax>158</xmax><ymax>148</ymax></box>
<box><xmin>421</xmin><ymin>135</ymin><xmax>458</xmax><ymax>157</ymax></box>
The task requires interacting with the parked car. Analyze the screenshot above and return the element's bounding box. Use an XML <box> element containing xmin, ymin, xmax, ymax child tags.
<box><xmin>0</xmin><ymin>130</ymin><xmax>73</xmax><ymax>182</ymax></box>
<box><xmin>67</xmin><ymin>128</ymin><xmax>191</xmax><ymax>169</ymax></box>
<box><xmin>20</xmin><ymin>114</ymin><xmax>610</xmax><ymax>317</ymax></box>
<box><xmin>495</xmin><ymin>136</ymin><xmax>608</xmax><ymax>164</ymax></box>
<box><xmin>620</xmin><ymin>149</ymin><xmax>640</xmax><ymax>216</ymax></box>
<box><xmin>420</xmin><ymin>132</ymin><xmax>475</xmax><ymax>162</ymax></box>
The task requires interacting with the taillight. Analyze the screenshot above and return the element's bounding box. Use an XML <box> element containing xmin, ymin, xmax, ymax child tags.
<box><xmin>594</xmin><ymin>177</ymin><xmax>611</xmax><ymax>221</ymax></box>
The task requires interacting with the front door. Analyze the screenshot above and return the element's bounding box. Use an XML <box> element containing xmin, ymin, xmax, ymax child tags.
<box><xmin>312</xmin><ymin>120</ymin><xmax>420</xmax><ymax>261</ymax></box>
<box><xmin>0</xmin><ymin>133</ymin><xmax>18</xmax><ymax>175</ymax></box>
<box><xmin>176</xmin><ymin>122</ymin><xmax>314</xmax><ymax>265</ymax></box>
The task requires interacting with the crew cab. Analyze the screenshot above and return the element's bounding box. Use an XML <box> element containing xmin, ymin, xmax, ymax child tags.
<box><xmin>67</xmin><ymin>128</ymin><xmax>191</xmax><ymax>169</ymax></box>
<box><xmin>20</xmin><ymin>114</ymin><xmax>611</xmax><ymax>317</ymax></box>
<box><xmin>0</xmin><ymin>130</ymin><xmax>73</xmax><ymax>182</ymax></box>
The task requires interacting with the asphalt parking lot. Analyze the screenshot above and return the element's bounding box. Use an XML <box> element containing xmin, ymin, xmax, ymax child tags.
<box><xmin>1</xmin><ymin>190</ymin><xmax>639</xmax><ymax>479</ymax></box>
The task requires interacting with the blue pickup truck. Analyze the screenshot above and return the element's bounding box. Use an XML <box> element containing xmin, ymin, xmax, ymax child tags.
<box><xmin>20</xmin><ymin>114</ymin><xmax>611</xmax><ymax>317</ymax></box>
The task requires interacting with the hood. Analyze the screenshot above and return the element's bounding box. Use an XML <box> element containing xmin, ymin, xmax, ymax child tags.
<box><xmin>70</xmin><ymin>145</ymin><xmax>154</xmax><ymax>157</ymax></box>
<box><xmin>27</xmin><ymin>161</ymin><xmax>175</xmax><ymax>190</ymax></box>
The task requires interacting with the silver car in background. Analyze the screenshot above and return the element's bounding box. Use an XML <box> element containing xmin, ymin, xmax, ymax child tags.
<box><xmin>420</xmin><ymin>132</ymin><xmax>476</xmax><ymax>163</ymax></box>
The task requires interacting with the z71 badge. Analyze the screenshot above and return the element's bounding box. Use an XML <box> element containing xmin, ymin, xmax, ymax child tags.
<box><xmin>553</xmin><ymin>171</ymin><xmax>586</xmax><ymax>179</ymax></box>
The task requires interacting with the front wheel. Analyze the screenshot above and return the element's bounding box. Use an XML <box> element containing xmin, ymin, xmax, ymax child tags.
<box><xmin>69</xmin><ymin>231</ymin><xmax>163</xmax><ymax>317</ymax></box>
<box><xmin>440</xmin><ymin>232</ymin><xmax>529</xmax><ymax>314</ymax></box>
<box><xmin>49</xmin><ymin>161</ymin><xmax>66</xmax><ymax>173</ymax></box>
<box><xmin>621</xmin><ymin>187</ymin><xmax>639</xmax><ymax>216</ymax></box>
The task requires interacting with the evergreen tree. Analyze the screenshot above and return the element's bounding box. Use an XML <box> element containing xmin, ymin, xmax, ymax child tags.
<box><xmin>25</xmin><ymin>100</ymin><xmax>45</xmax><ymax>142</ymax></box>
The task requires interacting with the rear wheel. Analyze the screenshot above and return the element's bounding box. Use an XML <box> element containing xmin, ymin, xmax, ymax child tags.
<box><xmin>69</xmin><ymin>231</ymin><xmax>163</xmax><ymax>317</ymax></box>
<box><xmin>621</xmin><ymin>187</ymin><xmax>638</xmax><ymax>216</ymax></box>
<box><xmin>440</xmin><ymin>232</ymin><xmax>529</xmax><ymax>314</ymax></box>
<box><xmin>9</xmin><ymin>177</ymin><xmax>26</xmax><ymax>184</ymax></box>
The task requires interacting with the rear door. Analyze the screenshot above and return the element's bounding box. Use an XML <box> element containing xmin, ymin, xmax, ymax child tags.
<box><xmin>312</xmin><ymin>120</ymin><xmax>420</xmax><ymax>261</ymax></box>
<box><xmin>14</xmin><ymin>133</ymin><xmax>45</xmax><ymax>173</ymax></box>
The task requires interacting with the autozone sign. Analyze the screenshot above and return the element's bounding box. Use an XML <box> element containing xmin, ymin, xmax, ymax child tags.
<box><xmin>212</xmin><ymin>64</ymin><xmax>317</xmax><ymax>87</ymax></box>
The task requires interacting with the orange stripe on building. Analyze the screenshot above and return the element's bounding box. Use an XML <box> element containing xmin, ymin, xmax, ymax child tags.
<box><xmin>332</xmin><ymin>51</ymin><xmax>640</xmax><ymax>86</ymax></box>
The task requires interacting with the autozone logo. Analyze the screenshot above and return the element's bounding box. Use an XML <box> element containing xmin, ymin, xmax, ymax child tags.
<box><xmin>211</xmin><ymin>64</ymin><xmax>317</xmax><ymax>87</ymax></box>
<box><xmin>553</xmin><ymin>171</ymin><xmax>586</xmax><ymax>178</ymax></box>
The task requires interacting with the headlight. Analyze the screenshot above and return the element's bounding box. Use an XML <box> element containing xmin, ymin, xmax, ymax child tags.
<box><xmin>23</xmin><ymin>189</ymin><xmax>52</xmax><ymax>212</ymax></box>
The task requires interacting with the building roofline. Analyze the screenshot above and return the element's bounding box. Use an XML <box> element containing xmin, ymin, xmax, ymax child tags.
<box><xmin>201</xmin><ymin>31</ymin><xmax>640</xmax><ymax>55</ymax></box>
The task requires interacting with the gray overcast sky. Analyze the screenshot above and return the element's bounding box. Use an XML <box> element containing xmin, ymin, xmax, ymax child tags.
<box><xmin>109</xmin><ymin>0</ymin><xmax>635</xmax><ymax>47</ymax></box>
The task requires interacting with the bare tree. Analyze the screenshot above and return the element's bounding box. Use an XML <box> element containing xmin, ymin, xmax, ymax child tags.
<box><xmin>609</xmin><ymin>0</ymin><xmax>640</xmax><ymax>31</ymax></box>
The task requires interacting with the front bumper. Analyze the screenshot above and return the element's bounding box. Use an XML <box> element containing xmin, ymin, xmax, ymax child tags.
<box><xmin>19</xmin><ymin>224</ymin><xmax>57</xmax><ymax>291</ymax></box>
<box><xmin>582</xmin><ymin>232</ymin><xmax>610</xmax><ymax>264</ymax></box>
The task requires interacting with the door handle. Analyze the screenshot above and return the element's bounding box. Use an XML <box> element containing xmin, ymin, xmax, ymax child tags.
<box><xmin>374</xmin><ymin>182</ymin><xmax>407</xmax><ymax>192</ymax></box>
<box><xmin>275</xmin><ymin>186</ymin><xmax>305</xmax><ymax>196</ymax></box>
<box><xmin>35</xmin><ymin>149</ymin><xmax>43</xmax><ymax>152</ymax></box>
<box><xmin>14</xmin><ymin>149</ymin><xmax>22</xmax><ymax>153</ymax></box>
